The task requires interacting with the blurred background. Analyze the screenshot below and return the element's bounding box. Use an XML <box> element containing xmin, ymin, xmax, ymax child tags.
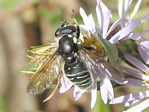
<box><xmin>0</xmin><ymin>0</ymin><xmax>149</xmax><ymax>112</ymax></box>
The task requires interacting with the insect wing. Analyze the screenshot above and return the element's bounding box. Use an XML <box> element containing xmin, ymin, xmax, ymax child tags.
<box><xmin>27</xmin><ymin>51</ymin><xmax>62</xmax><ymax>95</ymax></box>
<box><xmin>28</xmin><ymin>44</ymin><xmax>58</xmax><ymax>66</ymax></box>
<box><xmin>80</xmin><ymin>48</ymin><xmax>124</xmax><ymax>82</ymax></box>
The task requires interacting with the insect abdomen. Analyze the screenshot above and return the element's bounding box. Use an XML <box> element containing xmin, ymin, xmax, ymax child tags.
<box><xmin>64</xmin><ymin>58</ymin><xmax>92</xmax><ymax>90</ymax></box>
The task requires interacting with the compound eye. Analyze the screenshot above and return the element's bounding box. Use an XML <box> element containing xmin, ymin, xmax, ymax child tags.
<box><xmin>55</xmin><ymin>28</ymin><xmax>61</xmax><ymax>37</ymax></box>
<box><xmin>76</xmin><ymin>26</ymin><xmax>80</xmax><ymax>38</ymax></box>
<box><xmin>61</xmin><ymin>26</ymin><xmax>76</xmax><ymax>35</ymax></box>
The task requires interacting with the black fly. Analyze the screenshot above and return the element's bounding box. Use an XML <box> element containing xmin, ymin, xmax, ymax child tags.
<box><xmin>25</xmin><ymin>11</ymin><xmax>124</xmax><ymax>101</ymax></box>
<box><xmin>56</xmin><ymin>20</ymin><xmax>93</xmax><ymax>90</ymax></box>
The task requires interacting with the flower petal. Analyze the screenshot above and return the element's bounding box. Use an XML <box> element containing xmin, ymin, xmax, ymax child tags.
<box><xmin>100</xmin><ymin>81</ymin><xmax>108</xmax><ymax>104</ymax></box>
<box><xmin>122</xmin><ymin>66</ymin><xmax>149</xmax><ymax>80</ymax></box>
<box><xmin>73</xmin><ymin>87</ymin><xmax>85</xmax><ymax>101</ymax></box>
<box><xmin>102</xmin><ymin>10</ymin><xmax>111</xmax><ymax>39</ymax></box>
<box><xmin>125</xmin><ymin>99</ymin><xmax>149</xmax><ymax>112</ymax></box>
<box><xmin>124</xmin><ymin>54</ymin><xmax>149</xmax><ymax>72</ymax></box>
<box><xmin>88</xmin><ymin>14</ymin><xmax>96</xmax><ymax>32</ymax></box>
<box><xmin>125</xmin><ymin>99</ymin><xmax>140</xmax><ymax>107</ymax></box>
<box><xmin>125</xmin><ymin>78</ymin><xmax>144</xmax><ymax>87</ymax></box>
<box><xmin>96</xmin><ymin>0</ymin><xmax>104</xmax><ymax>30</ymax></box>
<box><xmin>59</xmin><ymin>76</ymin><xmax>73</xmax><ymax>93</ymax></box>
<box><xmin>79</xmin><ymin>8</ymin><xmax>95</xmax><ymax>32</ymax></box>
<box><xmin>129</xmin><ymin>0</ymin><xmax>142</xmax><ymax>20</ymax></box>
<box><xmin>139</xmin><ymin>29</ymin><xmax>149</xmax><ymax>36</ymax></box>
<box><xmin>140</xmin><ymin>41</ymin><xmax>149</xmax><ymax>49</ymax></box>
<box><xmin>110</xmin><ymin>91</ymin><xmax>149</xmax><ymax>104</ymax></box>
<box><xmin>118</xmin><ymin>0</ymin><xmax>123</xmax><ymax>18</ymax></box>
<box><xmin>138</xmin><ymin>44</ymin><xmax>149</xmax><ymax>64</ymax></box>
<box><xmin>124</xmin><ymin>0</ymin><xmax>132</xmax><ymax>16</ymax></box>
<box><xmin>129</xmin><ymin>32</ymin><xmax>146</xmax><ymax>42</ymax></box>
<box><xmin>100</xmin><ymin>78</ymin><xmax>114</xmax><ymax>104</ymax></box>
<box><xmin>91</xmin><ymin>80</ymin><xmax>97</xmax><ymax>108</ymax></box>
<box><xmin>109</xmin><ymin>20</ymin><xmax>140</xmax><ymax>43</ymax></box>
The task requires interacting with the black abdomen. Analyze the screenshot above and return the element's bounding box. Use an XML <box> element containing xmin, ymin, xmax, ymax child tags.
<box><xmin>64</xmin><ymin>58</ymin><xmax>92</xmax><ymax>90</ymax></box>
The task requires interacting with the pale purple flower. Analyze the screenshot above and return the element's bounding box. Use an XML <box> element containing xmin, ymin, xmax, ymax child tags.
<box><xmin>79</xmin><ymin>0</ymin><xmax>149</xmax><ymax>45</ymax></box>
<box><xmin>118</xmin><ymin>0</ymin><xmax>149</xmax><ymax>65</ymax></box>
<box><xmin>124</xmin><ymin>54</ymin><xmax>149</xmax><ymax>72</ymax></box>
<box><xmin>128</xmin><ymin>29</ymin><xmax>149</xmax><ymax>65</ymax></box>
<box><xmin>78</xmin><ymin>0</ymin><xmax>145</xmax><ymax>106</ymax></box>
<box><xmin>59</xmin><ymin>50</ymin><xmax>128</xmax><ymax>108</ymax></box>
<box><xmin>110</xmin><ymin>91</ymin><xmax>149</xmax><ymax>112</ymax></box>
<box><xmin>118</xmin><ymin>0</ymin><xmax>142</xmax><ymax>21</ymax></box>
<box><xmin>95</xmin><ymin>0</ymin><xmax>149</xmax><ymax>44</ymax></box>
<box><xmin>90</xmin><ymin>59</ymin><xmax>127</xmax><ymax>105</ymax></box>
<box><xmin>59</xmin><ymin>75</ymin><xmax>97</xmax><ymax>108</ymax></box>
<box><xmin>59</xmin><ymin>65</ymin><xmax>127</xmax><ymax>108</ymax></box>
<box><xmin>125</xmin><ymin>98</ymin><xmax>149</xmax><ymax>112</ymax></box>
<box><xmin>117</xmin><ymin>0</ymin><xmax>149</xmax><ymax>41</ymax></box>
<box><xmin>58</xmin><ymin>0</ymin><xmax>149</xmax><ymax>109</ymax></box>
<box><xmin>24</xmin><ymin>0</ymin><xmax>149</xmax><ymax>110</ymax></box>
<box><xmin>110</xmin><ymin>54</ymin><xmax>149</xmax><ymax>111</ymax></box>
<box><xmin>138</xmin><ymin>41</ymin><xmax>149</xmax><ymax>64</ymax></box>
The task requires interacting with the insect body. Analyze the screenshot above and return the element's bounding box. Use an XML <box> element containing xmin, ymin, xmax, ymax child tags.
<box><xmin>64</xmin><ymin>56</ymin><xmax>92</xmax><ymax>90</ymax></box>
<box><xmin>55</xmin><ymin>21</ymin><xmax>93</xmax><ymax>90</ymax></box>
<box><xmin>57</xmin><ymin>32</ymin><xmax>93</xmax><ymax>90</ymax></box>
<box><xmin>57</xmin><ymin>35</ymin><xmax>79</xmax><ymax>62</ymax></box>
<box><xmin>25</xmin><ymin>13</ymin><xmax>124</xmax><ymax>100</ymax></box>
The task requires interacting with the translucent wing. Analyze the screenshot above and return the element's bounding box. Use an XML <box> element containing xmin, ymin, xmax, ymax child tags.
<box><xmin>26</xmin><ymin>44</ymin><xmax>62</xmax><ymax>95</ymax></box>
<box><xmin>27</xmin><ymin>51</ymin><xmax>62</xmax><ymax>94</ymax></box>
<box><xmin>79</xmin><ymin>48</ymin><xmax>124</xmax><ymax>82</ymax></box>
<box><xmin>27</xmin><ymin>44</ymin><xmax>57</xmax><ymax>66</ymax></box>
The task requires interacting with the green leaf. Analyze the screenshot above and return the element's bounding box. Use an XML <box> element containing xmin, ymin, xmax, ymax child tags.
<box><xmin>31</xmin><ymin>44</ymin><xmax>49</xmax><ymax>49</ymax></box>
<box><xmin>91</xmin><ymin>91</ymin><xmax>110</xmax><ymax>112</ymax></box>
<box><xmin>97</xmin><ymin>33</ymin><xmax>121</xmax><ymax>69</ymax></box>
<box><xmin>117</xmin><ymin>39</ymin><xmax>143</xmax><ymax>63</ymax></box>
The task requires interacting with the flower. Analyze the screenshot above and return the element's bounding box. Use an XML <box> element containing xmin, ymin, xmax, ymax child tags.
<box><xmin>138</xmin><ymin>40</ymin><xmax>149</xmax><ymax>64</ymax></box>
<box><xmin>59</xmin><ymin>75</ymin><xmax>97</xmax><ymax>108</ymax></box>
<box><xmin>78</xmin><ymin>0</ymin><xmax>149</xmax><ymax>110</ymax></box>
<box><xmin>95</xmin><ymin>0</ymin><xmax>148</xmax><ymax>44</ymax></box>
<box><xmin>24</xmin><ymin>0</ymin><xmax>149</xmax><ymax>110</ymax></box>
<box><xmin>58</xmin><ymin>0</ymin><xmax>133</xmax><ymax>108</ymax></box>
<box><xmin>110</xmin><ymin>54</ymin><xmax>149</xmax><ymax>111</ymax></box>
<box><xmin>117</xmin><ymin>0</ymin><xmax>149</xmax><ymax>65</ymax></box>
<box><xmin>59</xmin><ymin>61</ymin><xmax>127</xmax><ymax>108</ymax></box>
<box><xmin>116</xmin><ymin>0</ymin><xmax>149</xmax><ymax>44</ymax></box>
